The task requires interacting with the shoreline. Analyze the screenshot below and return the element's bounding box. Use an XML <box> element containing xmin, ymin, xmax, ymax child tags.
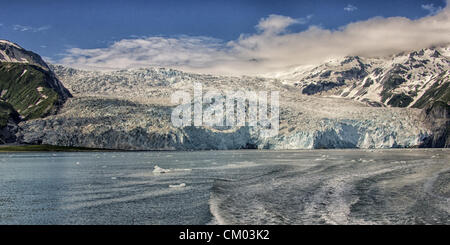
<box><xmin>0</xmin><ymin>144</ymin><xmax>114</xmax><ymax>152</ymax></box>
<box><xmin>0</xmin><ymin>144</ymin><xmax>448</xmax><ymax>153</ymax></box>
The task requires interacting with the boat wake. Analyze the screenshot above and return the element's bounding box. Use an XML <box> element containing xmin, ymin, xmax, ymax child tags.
<box><xmin>207</xmin><ymin>153</ymin><xmax>450</xmax><ymax>225</ymax></box>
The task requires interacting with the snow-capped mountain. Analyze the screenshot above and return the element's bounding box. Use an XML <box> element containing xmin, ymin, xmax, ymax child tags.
<box><xmin>0</xmin><ymin>40</ymin><xmax>71</xmax><ymax>101</ymax></box>
<box><xmin>272</xmin><ymin>45</ymin><xmax>449</xmax><ymax>109</ymax></box>
<box><xmin>0</xmin><ymin>40</ymin><xmax>50</xmax><ymax>70</ymax></box>
<box><xmin>0</xmin><ymin>40</ymin><xmax>71</xmax><ymax>143</ymax></box>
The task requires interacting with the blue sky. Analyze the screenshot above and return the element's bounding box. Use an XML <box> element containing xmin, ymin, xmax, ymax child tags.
<box><xmin>0</xmin><ymin>0</ymin><xmax>448</xmax><ymax>74</ymax></box>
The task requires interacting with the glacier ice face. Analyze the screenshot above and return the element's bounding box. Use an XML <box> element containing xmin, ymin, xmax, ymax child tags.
<box><xmin>18</xmin><ymin>95</ymin><xmax>429</xmax><ymax>150</ymax></box>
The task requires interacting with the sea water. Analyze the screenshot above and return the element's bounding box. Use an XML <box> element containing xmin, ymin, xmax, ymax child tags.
<box><xmin>0</xmin><ymin>149</ymin><xmax>448</xmax><ymax>224</ymax></box>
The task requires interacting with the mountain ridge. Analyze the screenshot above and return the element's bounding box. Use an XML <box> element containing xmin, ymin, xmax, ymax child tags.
<box><xmin>271</xmin><ymin>45</ymin><xmax>449</xmax><ymax>109</ymax></box>
<box><xmin>0</xmin><ymin>40</ymin><xmax>72</xmax><ymax>144</ymax></box>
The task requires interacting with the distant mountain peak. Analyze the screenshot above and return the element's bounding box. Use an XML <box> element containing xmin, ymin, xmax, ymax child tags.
<box><xmin>0</xmin><ymin>40</ymin><xmax>50</xmax><ymax>71</ymax></box>
<box><xmin>0</xmin><ymin>40</ymin><xmax>23</xmax><ymax>49</ymax></box>
<box><xmin>0</xmin><ymin>40</ymin><xmax>72</xmax><ymax>128</ymax></box>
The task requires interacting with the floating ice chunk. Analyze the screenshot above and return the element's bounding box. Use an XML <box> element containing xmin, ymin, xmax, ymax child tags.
<box><xmin>153</xmin><ymin>165</ymin><xmax>171</xmax><ymax>174</ymax></box>
<box><xmin>152</xmin><ymin>165</ymin><xmax>191</xmax><ymax>174</ymax></box>
<box><xmin>169</xmin><ymin>183</ymin><xmax>186</xmax><ymax>188</ymax></box>
<box><xmin>111</xmin><ymin>177</ymin><xmax>117</xmax><ymax>180</ymax></box>
<box><xmin>75</xmin><ymin>162</ymin><xmax>80</xmax><ymax>165</ymax></box>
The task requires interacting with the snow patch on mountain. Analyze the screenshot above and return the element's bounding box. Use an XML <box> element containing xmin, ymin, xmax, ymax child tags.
<box><xmin>265</xmin><ymin>45</ymin><xmax>449</xmax><ymax>108</ymax></box>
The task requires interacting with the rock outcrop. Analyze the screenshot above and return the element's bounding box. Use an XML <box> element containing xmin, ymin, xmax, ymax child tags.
<box><xmin>419</xmin><ymin>101</ymin><xmax>450</xmax><ymax>148</ymax></box>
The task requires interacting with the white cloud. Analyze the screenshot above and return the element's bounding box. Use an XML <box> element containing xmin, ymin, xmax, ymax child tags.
<box><xmin>13</xmin><ymin>25</ymin><xmax>31</xmax><ymax>31</ymax></box>
<box><xmin>422</xmin><ymin>3</ymin><xmax>443</xmax><ymax>15</ymax></box>
<box><xmin>344</xmin><ymin>4</ymin><xmax>358</xmax><ymax>12</ymax></box>
<box><xmin>42</xmin><ymin>56</ymin><xmax>55</xmax><ymax>64</ymax></box>
<box><xmin>256</xmin><ymin>14</ymin><xmax>311</xmax><ymax>34</ymax></box>
<box><xmin>13</xmin><ymin>25</ymin><xmax>51</xmax><ymax>32</ymax></box>
<box><xmin>60</xmin><ymin>2</ymin><xmax>450</xmax><ymax>75</ymax></box>
<box><xmin>61</xmin><ymin>36</ymin><xmax>232</xmax><ymax>71</ymax></box>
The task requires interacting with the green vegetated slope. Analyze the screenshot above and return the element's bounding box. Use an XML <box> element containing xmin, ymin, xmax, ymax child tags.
<box><xmin>0</xmin><ymin>62</ymin><xmax>62</xmax><ymax>120</ymax></box>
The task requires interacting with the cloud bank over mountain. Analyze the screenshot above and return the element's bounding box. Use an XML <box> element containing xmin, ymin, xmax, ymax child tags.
<box><xmin>60</xmin><ymin>1</ymin><xmax>450</xmax><ymax>75</ymax></box>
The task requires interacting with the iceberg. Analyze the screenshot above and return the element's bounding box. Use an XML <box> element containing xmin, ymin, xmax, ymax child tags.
<box><xmin>153</xmin><ymin>165</ymin><xmax>171</xmax><ymax>174</ymax></box>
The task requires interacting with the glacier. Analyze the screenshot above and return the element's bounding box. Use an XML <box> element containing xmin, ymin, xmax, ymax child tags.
<box><xmin>11</xmin><ymin>44</ymin><xmax>449</xmax><ymax>150</ymax></box>
<box><xmin>18</xmin><ymin>95</ymin><xmax>429</xmax><ymax>150</ymax></box>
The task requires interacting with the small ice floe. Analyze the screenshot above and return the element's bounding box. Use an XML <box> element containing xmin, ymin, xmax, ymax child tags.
<box><xmin>111</xmin><ymin>177</ymin><xmax>117</xmax><ymax>180</ymax></box>
<box><xmin>153</xmin><ymin>165</ymin><xmax>171</xmax><ymax>174</ymax></box>
<box><xmin>169</xmin><ymin>183</ymin><xmax>186</xmax><ymax>188</ymax></box>
<box><xmin>75</xmin><ymin>162</ymin><xmax>80</xmax><ymax>165</ymax></box>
